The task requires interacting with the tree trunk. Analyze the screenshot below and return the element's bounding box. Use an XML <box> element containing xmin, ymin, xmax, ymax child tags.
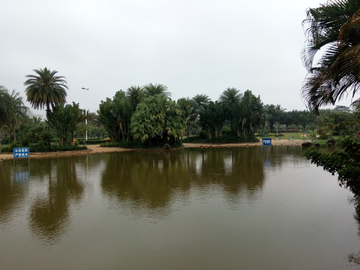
<box><xmin>12</xmin><ymin>123</ymin><xmax>16</xmax><ymax>142</ymax></box>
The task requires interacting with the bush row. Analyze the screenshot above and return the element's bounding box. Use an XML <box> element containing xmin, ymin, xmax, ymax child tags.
<box><xmin>1</xmin><ymin>143</ymin><xmax>87</xmax><ymax>153</ymax></box>
<box><xmin>100</xmin><ymin>140</ymin><xmax>183</xmax><ymax>149</ymax></box>
<box><xmin>182</xmin><ymin>134</ymin><xmax>259</xmax><ymax>144</ymax></box>
<box><xmin>77</xmin><ymin>139</ymin><xmax>107</xmax><ymax>145</ymax></box>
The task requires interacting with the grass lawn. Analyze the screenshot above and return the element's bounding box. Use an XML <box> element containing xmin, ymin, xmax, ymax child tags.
<box><xmin>261</xmin><ymin>132</ymin><xmax>307</xmax><ymax>140</ymax></box>
<box><xmin>277</xmin><ymin>132</ymin><xmax>305</xmax><ymax>140</ymax></box>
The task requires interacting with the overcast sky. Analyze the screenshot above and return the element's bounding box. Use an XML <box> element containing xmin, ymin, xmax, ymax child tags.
<box><xmin>1</xmin><ymin>0</ymin><xmax>354</xmax><ymax>116</ymax></box>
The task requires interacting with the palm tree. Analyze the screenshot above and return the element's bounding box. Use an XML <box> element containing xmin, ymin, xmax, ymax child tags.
<box><xmin>112</xmin><ymin>90</ymin><xmax>132</xmax><ymax>141</ymax></box>
<box><xmin>191</xmin><ymin>94</ymin><xmax>210</xmax><ymax>112</ymax></box>
<box><xmin>219</xmin><ymin>87</ymin><xmax>242</xmax><ymax>132</ymax></box>
<box><xmin>46</xmin><ymin>102</ymin><xmax>85</xmax><ymax>147</ymax></box>
<box><xmin>197</xmin><ymin>101</ymin><xmax>228</xmax><ymax>139</ymax></box>
<box><xmin>219</xmin><ymin>87</ymin><xmax>242</xmax><ymax>106</ymax></box>
<box><xmin>126</xmin><ymin>85</ymin><xmax>144</xmax><ymax>111</ymax></box>
<box><xmin>143</xmin><ymin>83</ymin><xmax>171</xmax><ymax>98</ymax></box>
<box><xmin>0</xmin><ymin>86</ymin><xmax>11</xmax><ymax>127</ymax></box>
<box><xmin>98</xmin><ymin>98</ymin><xmax>120</xmax><ymax>142</ymax></box>
<box><xmin>24</xmin><ymin>68</ymin><xmax>68</xmax><ymax>111</ymax></box>
<box><xmin>7</xmin><ymin>90</ymin><xmax>28</xmax><ymax>142</ymax></box>
<box><xmin>0</xmin><ymin>86</ymin><xmax>27</xmax><ymax>142</ymax></box>
<box><xmin>302</xmin><ymin>0</ymin><xmax>360</xmax><ymax>113</ymax></box>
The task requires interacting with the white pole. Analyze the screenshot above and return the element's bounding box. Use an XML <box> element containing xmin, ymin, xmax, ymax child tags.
<box><xmin>82</xmin><ymin>87</ymin><xmax>89</xmax><ymax>141</ymax></box>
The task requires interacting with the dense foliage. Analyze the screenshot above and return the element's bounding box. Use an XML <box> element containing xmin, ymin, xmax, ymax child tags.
<box><xmin>96</xmin><ymin>85</ymin><xmax>267</xmax><ymax>147</ymax></box>
<box><xmin>46</xmin><ymin>102</ymin><xmax>86</xmax><ymax>147</ymax></box>
<box><xmin>131</xmin><ymin>95</ymin><xmax>187</xmax><ymax>146</ymax></box>
<box><xmin>302</xmin><ymin>1</ymin><xmax>360</xmax><ymax>204</ymax></box>
<box><xmin>98</xmin><ymin>86</ymin><xmax>189</xmax><ymax>147</ymax></box>
<box><xmin>302</xmin><ymin>0</ymin><xmax>360</xmax><ymax>113</ymax></box>
<box><xmin>304</xmin><ymin>137</ymin><xmax>360</xmax><ymax>195</ymax></box>
<box><xmin>0</xmin><ymin>86</ymin><xmax>28</xmax><ymax>142</ymax></box>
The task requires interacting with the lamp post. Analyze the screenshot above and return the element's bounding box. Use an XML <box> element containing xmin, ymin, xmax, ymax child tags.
<box><xmin>82</xmin><ymin>87</ymin><xmax>89</xmax><ymax>141</ymax></box>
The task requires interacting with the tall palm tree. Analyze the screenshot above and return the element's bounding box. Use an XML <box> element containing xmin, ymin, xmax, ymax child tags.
<box><xmin>24</xmin><ymin>68</ymin><xmax>68</xmax><ymax>111</ymax></box>
<box><xmin>143</xmin><ymin>83</ymin><xmax>171</xmax><ymax>98</ymax></box>
<box><xmin>302</xmin><ymin>0</ymin><xmax>360</xmax><ymax>113</ymax></box>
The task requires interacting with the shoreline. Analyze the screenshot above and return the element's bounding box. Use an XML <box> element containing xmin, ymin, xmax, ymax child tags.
<box><xmin>0</xmin><ymin>139</ymin><xmax>305</xmax><ymax>161</ymax></box>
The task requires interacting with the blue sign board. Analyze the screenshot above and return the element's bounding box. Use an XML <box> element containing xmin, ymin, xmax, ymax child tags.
<box><xmin>262</xmin><ymin>138</ymin><xmax>272</xmax><ymax>146</ymax></box>
<box><xmin>13</xmin><ymin>147</ymin><xmax>29</xmax><ymax>158</ymax></box>
<box><xmin>263</xmin><ymin>159</ymin><xmax>272</xmax><ymax>167</ymax></box>
<box><xmin>13</xmin><ymin>171</ymin><xmax>30</xmax><ymax>182</ymax></box>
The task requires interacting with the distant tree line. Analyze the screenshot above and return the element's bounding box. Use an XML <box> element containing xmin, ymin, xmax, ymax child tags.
<box><xmin>98</xmin><ymin>85</ymin><xmax>264</xmax><ymax>146</ymax></box>
<box><xmin>1</xmin><ymin>66</ymin><xmax>360</xmax><ymax>151</ymax></box>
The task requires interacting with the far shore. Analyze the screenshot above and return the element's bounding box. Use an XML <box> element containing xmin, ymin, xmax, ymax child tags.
<box><xmin>0</xmin><ymin>139</ymin><xmax>306</xmax><ymax>161</ymax></box>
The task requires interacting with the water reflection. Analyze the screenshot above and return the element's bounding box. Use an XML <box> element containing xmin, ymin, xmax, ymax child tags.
<box><xmin>27</xmin><ymin>157</ymin><xmax>85</xmax><ymax>244</ymax></box>
<box><xmin>260</xmin><ymin>146</ymin><xmax>309</xmax><ymax>168</ymax></box>
<box><xmin>186</xmin><ymin>148</ymin><xmax>265</xmax><ymax>202</ymax></box>
<box><xmin>100</xmin><ymin>151</ymin><xmax>191</xmax><ymax>217</ymax></box>
<box><xmin>100</xmin><ymin>148</ymin><xmax>266</xmax><ymax>215</ymax></box>
<box><xmin>0</xmin><ymin>146</ymin><xmax>348</xmax><ymax>239</ymax></box>
<box><xmin>0</xmin><ymin>161</ymin><xmax>28</xmax><ymax>226</ymax></box>
<box><xmin>0</xmin><ymin>147</ymin><xmax>359</xmax><ymax>269</ymax></box>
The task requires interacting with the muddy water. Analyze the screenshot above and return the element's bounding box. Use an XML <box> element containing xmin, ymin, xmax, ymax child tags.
<box><xmin>0</xmin><ymin>146</ymin><xmax>359</xmax><ymax>269</ymax></box>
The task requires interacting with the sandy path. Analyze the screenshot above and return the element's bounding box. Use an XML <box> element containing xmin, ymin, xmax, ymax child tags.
<box><xmin>0</xmin><ymin>139</ymin><xmax>305</xmax><ymax>161</ymax></box>
<box><xmin>183</xmin><ymin>139</ymin><xmax>303</xmax><ymax>148</ymax></box>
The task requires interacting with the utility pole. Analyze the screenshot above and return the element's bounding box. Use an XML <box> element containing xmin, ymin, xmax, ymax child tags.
<box><xmin>81</xmin><ymin>87</ymin><xmax>89</xmax><ymax>141</ymax></box>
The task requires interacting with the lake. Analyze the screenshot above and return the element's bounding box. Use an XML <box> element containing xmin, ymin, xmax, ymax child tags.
<box><xmin>0</xmin><ymin>146</ymin><xmax>359</xmax><ymax>269</ymax></box>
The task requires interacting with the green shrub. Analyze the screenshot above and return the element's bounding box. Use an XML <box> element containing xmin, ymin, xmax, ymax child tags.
<box><xmin>100</xmin><ymin>139</ymin><xmax>183</xmax><ymax>149</ymax></box>
<box><xmin>1</xmin><ymin>146</ymin><xmax>13</xmax><ymax>152</ymax></box>
<box><xmin>84</xmin><ymin>139</ymin><xmax>107</xmax><ymax>144</ymax></box>
<box><xmin>100</xmin><ymin>141</ymin><xmax>147</xmax><ymax>148</ymax></box>
<box><xmin>182</xmin><ymin>134</ymin><xmax>259</xmax><ymax>144</ymax></box>
<box><xmin>1</xmin><ymin>143</ymin><xmax>87</xmax><ymax>153</ymax></box>
<box><xmin>1</xmin><ymin>141</ymin><xmax>23</xmax><ymax>152</ymax></box>
<box><xmin>199</xmin><ymin>130</ymin><xmax>207</xmax><ymax>139</ymax></box>
<box><xmin>1</xmin><ymin>135</ymin><xmax>12</xmax><ymax>144</ymax></box>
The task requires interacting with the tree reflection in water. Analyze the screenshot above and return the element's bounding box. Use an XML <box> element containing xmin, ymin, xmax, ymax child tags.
<box><xmin>101</xmin><ymin>151</ymin><xmax>191</xmax><ymax>217</ymax></box>
<box><xmin>0</xmin><ymin>161</ymin><xmax>27</xmax><ymax>225</ymax></box>
<box><xmin>100</xmin><ymin>148</ymin><xmax>266</xmax><ymax>216</ymax></box>
<box><xmin>2</xmin><ymin>147</ymin><xmax>360</xmax><ymax>262</ymax></box>
<box><xmin>28</xmin><ymin>157</ymin><xmax>85</xmax><ymax>244</ymax></box>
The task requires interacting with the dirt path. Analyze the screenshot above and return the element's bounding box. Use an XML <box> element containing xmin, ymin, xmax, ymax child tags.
<box><xmin>183</xmin><ymin>139</ymin><xmax>303</xmax><ymax>148</ymax></box>
<box><xmin>0</xmin><ymin>139</ymin><xmax>305</xmax><ymax>161</ymax></box>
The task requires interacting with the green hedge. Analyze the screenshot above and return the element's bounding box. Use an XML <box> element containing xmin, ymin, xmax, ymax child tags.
<box><xmin>1</xmin><ymin>143</ymin><xmax>87</xmax><ymax>153</ymax></box>
<box><xmin>182</xmin><ymin>135</ymin><xmax>259</xmax><ymax>144</ymax></box>
<box><xmin>100</xmin><ymin>140</ymin><xmax>183</xmax><ymax>149</ymax></box>
<box><xmin>78</xmin><ymin>139</ymin><xmax>106</xmax><ymax>145</ymax></box>
<box><xmin>100</xmin><ymin>141</ymin><xmax>150</xmax><ymax>148</ymax></box>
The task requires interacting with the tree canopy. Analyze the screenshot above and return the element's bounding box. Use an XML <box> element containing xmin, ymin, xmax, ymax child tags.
<box><xmin>302</xmin><ymin>0</ymin><xmax>360</xmax><ymax>205</ymax></box>
<box><xmin>302</xmin><ymin>0</ymin><xmax>360</xmax><ymax>113</ymax></box>
<box><xmin>143</xmin><ymin>83</ymin><xmax>171</xmax><ymax>98</ymax></box>
<box><xmin>24</xmin><ymin>68</ymin><xmax>68</xmax><ymax>111</ymax></box>
<box><xmin>46</xmin><ymin>102</ymin><xmax>85</xmax><ymax>147</ymax></box>
<box><xmin>0</xmin><ymin>86</ymin><xmax>27</xmax><ymax>142</ymax></box>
